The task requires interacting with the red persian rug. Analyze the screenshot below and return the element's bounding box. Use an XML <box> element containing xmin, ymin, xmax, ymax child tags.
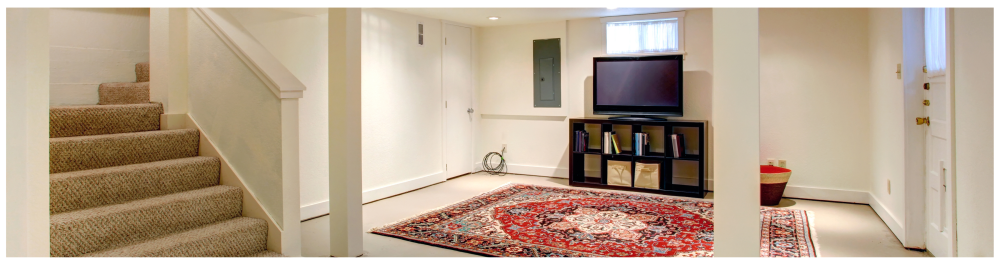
<box><xmin>371</xmin><ymin>183</ymin><xmax>819</xmax><ymax>257</ymax></box>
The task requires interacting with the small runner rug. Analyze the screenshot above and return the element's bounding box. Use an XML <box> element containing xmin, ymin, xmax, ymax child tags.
<box><xmin>371</xmin><ymin>183</ymin><xmax>819</xmax><ymax>257</ymax></box>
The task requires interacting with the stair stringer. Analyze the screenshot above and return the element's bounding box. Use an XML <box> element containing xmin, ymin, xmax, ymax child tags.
<box><xmin>161</xmin><ymin>113</ymin><xmax>282</xmax><ymax>254</ymax></box>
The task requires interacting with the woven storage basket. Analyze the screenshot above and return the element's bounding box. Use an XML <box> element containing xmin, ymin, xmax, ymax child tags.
<box><xmin>760</xmin><ymin>165</ymin><xmax>792</xmax><ymax>206</ymax></box>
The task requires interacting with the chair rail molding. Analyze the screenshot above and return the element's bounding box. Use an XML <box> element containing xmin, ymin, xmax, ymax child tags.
<box><xmin>191</xmin><ymin>8</ymin><xmax>306</xmax><ymax>99</ymax></box>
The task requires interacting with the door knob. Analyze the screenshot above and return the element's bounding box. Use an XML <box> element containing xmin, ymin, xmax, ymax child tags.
<box><xmin>916</xmin><ymin>117</ymin><xmax>930</xmax><ymax>126</ymax></box>
<box><xmin>467</xmin><ymin>108</ymin><xmax>474</xmax><ymax>114</ymax></box>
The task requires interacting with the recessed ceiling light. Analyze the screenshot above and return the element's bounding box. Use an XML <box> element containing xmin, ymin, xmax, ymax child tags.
<box><xmin>607</xmin><ymin>7</ymin><xmax>618</xmax><ymax>10</ymax></box>
<box><xmin>488</xmin><ymin>16</ymin><xmax>500</xmax><ymax>20</ymax></box>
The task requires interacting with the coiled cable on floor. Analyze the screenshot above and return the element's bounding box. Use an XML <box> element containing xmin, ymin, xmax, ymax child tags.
<box><xmin>482</xmin><ymin>146</ymin><xmax>507</xmax><ymax>176</ymax></box>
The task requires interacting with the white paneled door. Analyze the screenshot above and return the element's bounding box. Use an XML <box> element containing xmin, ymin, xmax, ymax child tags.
<box><xmin>923</xmin><ymin>72</ymin><xmax>955</xmax><ymax>257</ymax></box>
<box><xmin>922</xmin><ymin>8</ymin><xmax>956</xmax><ymax>257</ymax></box>
<box><xmin>444</xmin><ymin>23</ymin><xmax>474</xmax><ymax>178</ymax></box>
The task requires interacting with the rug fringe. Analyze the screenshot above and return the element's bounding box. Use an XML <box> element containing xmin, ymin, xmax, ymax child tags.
<box><xmin>369</xmin><ymin>182</ymin><xmax>519</xmax><ymax>233</ymax></box>
<box><xmin>806</xmin><ymin>210</ymin><xmax>821</xmax><ymax>257</ymax></box>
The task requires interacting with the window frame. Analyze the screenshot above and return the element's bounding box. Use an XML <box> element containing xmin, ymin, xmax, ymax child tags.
<box><xmin>600</xmin><ymin>11</ymin><xmax>686</xmax><ymax>57</ymax></box>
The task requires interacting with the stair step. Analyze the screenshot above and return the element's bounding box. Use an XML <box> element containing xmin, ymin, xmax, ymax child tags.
<box><xmin>98</xmin><ymin>82</ymin><xmax>150</xmax><ymax>105</ymax></box>
<box><xmin>50</xmin><ymin>185</ymin><xmax>243</xmax><ymax>257</ymax></box>
<box><xmin>50</xmin><ymin>156</ymin><xmax>221</xmax><ymax>214</ymax></box>
<box><xmin>50</xmin><ymin>129</ymin><xmax>199</xmax><ymax>174</ymax></box>
<box><xmin>82</xmin><ymin>217</ymin><xmax>267</xmax><ymax>257</ymax></box>
<box><xmin>50</xmin><ymin>102</ymin><xmax>162</xmax><ymax>138</ymax></box>
<box><xmin>135</xmin><ymin>62</ymin><xmax>149</xmax><ymax>82</ymax></box>
<box><xmin>249</xmin><ymin>251</ymin><xmax>284</xmax><ymax>257</ymax></box>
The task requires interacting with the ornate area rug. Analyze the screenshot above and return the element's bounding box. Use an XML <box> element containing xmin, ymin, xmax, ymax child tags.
<box><xmin>371</xmin><ymin>183</ymin><xmax>819</xmax><ymax>257</ymax></box>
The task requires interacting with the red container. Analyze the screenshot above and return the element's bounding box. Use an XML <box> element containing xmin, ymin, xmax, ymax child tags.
<box><xmin>760</xmin><ymin>165</ymin><xmax>792</xmax><ymax>206</ymax></box>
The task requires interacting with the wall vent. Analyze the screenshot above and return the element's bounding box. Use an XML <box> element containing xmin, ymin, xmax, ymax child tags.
<box><xmin>418</xmin><ymin>23</ymin><xmax>424</xmax><ymax>46</ymax></box>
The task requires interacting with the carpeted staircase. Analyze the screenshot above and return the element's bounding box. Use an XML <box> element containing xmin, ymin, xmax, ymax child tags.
<box><xmin>48</xmin><ymin>62</ymin><xmax>281</xmax><ymax>257</ymax></box>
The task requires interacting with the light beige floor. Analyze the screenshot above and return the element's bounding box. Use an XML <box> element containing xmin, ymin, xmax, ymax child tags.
<box><xmin>301</xmin><ymin>172</ymin><xmax>931</xmax><ymax>257</ymax></box>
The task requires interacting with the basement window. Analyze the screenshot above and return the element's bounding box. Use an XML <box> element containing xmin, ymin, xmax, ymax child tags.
<box><xmin>603</xmin><ymin>11</ymin><xmax>685</xmax><ymax>55</ymax></box>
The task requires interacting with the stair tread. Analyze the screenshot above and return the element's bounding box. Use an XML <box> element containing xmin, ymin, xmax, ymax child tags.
<box><xmin>249</xmin><ymin>251</ymin><xmax>284</xmax><ymax>257</ymax></box>
<box><xmin>99</xmin><ymin>82</ymin><xmax>150</xmax><ymax>105</ymax></box>
<box><xmin>50</xmin><ymin>185</ymin><xmax>242</xmax><ymax>257</ymax></box>
<box><xmin>50</xmin><ymin>129</ymin><xmax>199</xmax><ymax>174</ymax></box>
<box><xmin>135</xmin><ymin>62</ymin><xmax>149</xmax><ymax>83</ymax></box>
<box><xmin>50</xmin><ymin>102</ymin><xmax>162</xmax><ymax>138</ymax></box>
<box><xmin>83</xmin><ymin>217</ymin><xmax>267</xmax><ymax>257</ymax></box>
<box><xmin>50</xmin><ymin>156</ymin><xmax>221</xmax><ymax>214</ymax></box>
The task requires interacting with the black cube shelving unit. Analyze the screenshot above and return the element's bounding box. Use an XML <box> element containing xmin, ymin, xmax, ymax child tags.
<box><xmin>569</xmin><ymin>118</ymin><xmax>707</xmax><ymax>198</ymax></box>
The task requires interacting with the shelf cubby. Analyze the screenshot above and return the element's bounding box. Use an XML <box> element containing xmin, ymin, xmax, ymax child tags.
<box><xmin>568</xmin><ymin>118</ymin><xmax>707</xmax><ymax>198</ymax></box>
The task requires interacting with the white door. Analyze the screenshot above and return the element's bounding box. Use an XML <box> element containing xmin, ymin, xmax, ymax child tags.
<box><xmin>443</xmin><ymin>23</ymin><xmax>474</xmax><ymax>178</ymax></box>
<box><xmin>922</xmin><ymin>9</ymin><xmax>955</xmax><ymax>256</ymax></box>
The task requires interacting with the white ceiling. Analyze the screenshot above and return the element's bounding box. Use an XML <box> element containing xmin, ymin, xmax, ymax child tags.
<box><xmin>386</xmin><ymin>8</ymin><xmax>689</xmax><ymax>27</ymax></box>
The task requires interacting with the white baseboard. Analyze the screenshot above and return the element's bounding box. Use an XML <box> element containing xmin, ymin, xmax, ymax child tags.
<box><xmin>363</xmin><ymin>171</ymin><xmax>446</xmax><ymax>204</ymax></box>
<box><xmin>300</xmin><ymin>200</ymin><xmax>329</xmax><ymax>221</ymax></box>
<box><xmin>782</xmin><ymin>185</ymin><xmax>869</xmax><ymax>204</ymax></box>
<box><xmin>476</xmin><ymin>162</ymin><xmax>715</xmax><ymax>191</ymax></box>
<box><xmin>868</xmin><ymin>193</ymin><xmax>906</xmax><ymax>244</ymax></box>
<box><xmin>474</xmin><ymin>162</ymin><xmax>568</xmax><ymax>178</ymax></box>
<box><xmin>299</xmin><ymin>171</ymin><xmax>446</xmax><ymax>221</ymax></box>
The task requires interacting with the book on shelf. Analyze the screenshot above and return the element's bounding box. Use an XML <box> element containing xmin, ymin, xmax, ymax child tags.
<box><xmin>670</xmin><ymin>134</ymin><xmax>686</xmax><ymax>157</ymax></box>
<box><xmin>611</xmin><ymin>131</ymin><xmax>621</xmax><ymax>154</ymax></box>
<box><xmin>573</xmin><ymin>131</ymin><xmax>583</xmax><ymax>152</ymax></box>
<box><xmin>634</xmin><ymin>132</ymin><xmax>649</xmax><ymax>156</ymax></box>
<box><xmin>574</xmin><ymin>130</ymin><xmax>589</xmax><ymax>152</ymax></box>
<box><xmin>603</xmin><ymin>132</ymin><xmax>611</xmax><ymax>154</ymax></box>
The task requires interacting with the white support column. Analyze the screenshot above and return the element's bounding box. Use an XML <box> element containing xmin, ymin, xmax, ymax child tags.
<box><xmin>711</xmin><ymin>8</ymin><xmax>761</xmax><ymax>257</ymax></box>
<box><xmin>150</xmin><ymin>8</ymin><xmax>189</xmax><ymax>122</ymax></box>
<box><xmin>953</xmin><ymin>8</ymin><xmax>994</xmax><ymax>257</ymax></box>
<box><xmin>328</xmin><ymin>8</ymin><xmax>364</xmax><ymax>257</ymax></box>
<box><xmin>5</xmin><ymin>8</ymin><xmax>50</xmax><ymax>257</ymax></box>
<box><xmin>281</xmin><ymin>98</ymin><xmax>303</xmax><ymax>256</ymax></box>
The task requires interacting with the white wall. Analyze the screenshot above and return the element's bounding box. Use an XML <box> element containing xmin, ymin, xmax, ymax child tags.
<box><xmin>6</xmin><ymin>8</ymin><xmax>51</xmax><ymax>257</ymax></box>
<box><xmin>953</xmin><ymin>7</ymin><xmax>994</xmax><ymax>257</ymax></box>
<box><xmin>479</xmin><ymin>20</ymin><xmax>568</xmax><ymax>117</ymax></box>
<box><xmin>187</xmin><ymin>10</ymin><xmax>285</xmax><ymax>227</ymax></box>
<box><xmin>477</xmin><ymin>9</ymin><xmax>714</xmax><ymax>184</ymax></box>
<box><xmin>227</xmin><ymin>8</ymin><xmax>331</xmax><ymax>220</ymax></box>
<box><xmin>360</xmin><ymin>8</ymin><xmax>446</xmax><ymax>202</ymax></box>
<box><xmin>49</xmin><ymin>8</ymin><xmax>149</xmax><ymax>106</ymax></box>
<box><xmin>759</xmin><ymin>9</ymin><xmax>873</xmax><ymax>198</ymax></box>
<box><xmin>477</xmin><ymin>20</ymin><xmax>569</xmax><ymax>177</ymax></box>
<box><xmin>866</xmin><ymin>8</ymin><xmax>908</xmax><ymax>237</ymax></box>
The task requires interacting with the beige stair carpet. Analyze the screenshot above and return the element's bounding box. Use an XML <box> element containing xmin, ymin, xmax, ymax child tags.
<box><xmin>98</xmin><ymin>82</ymin><xmax>151</xmax><ymax>105</ymax></box>
<box><xmin>49</xmin><ymin>129</ymin><xmax>200</xmax><ymax>174</ymax></box>
<box><xmin>50</xmin><ymin>102</ymin><xmax>162</xmax><ymax>138</ymax></box>
<box><xmin>83</xmin><ymin>217</ymin><xmax>268</xmax><ymax>257</ymax></box>
<box><xmin>48</xmin><ymin>62</ymin><xmax>278</xmax><ymax>257</ymax></box>
<box><xmin>135</xmin><ymin>62</ymin><xmax>149</xmax><ymax>82</ymax></box>
<box><xmin>50</xmin><ymin>157</ymin><xmax>220</xmax><ymax>214</ymax></box>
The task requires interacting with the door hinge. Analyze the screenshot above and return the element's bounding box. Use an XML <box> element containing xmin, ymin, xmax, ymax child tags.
<box><xmin>923</xmin><ymin>83</ymin><xmax>930</xmax><ymax>90</ymax></box>
<box><xmin>923</xmin><ymin>100</ymin><xmax>930</xmax><ymax>106</ymax></box>
<box><xmin>923</xmin><ymin>65</ymin><xmax>927</xmax><ymax>73</ymax></box>
<box><xmin>445</xmin><ymin>101</ymin><xmax>448</xmax><ymax>108</ymax></box>
<box><xmin>445</xmin><ymin>38</ymin><xmax>447</xmax><ymax>45</ymax></box>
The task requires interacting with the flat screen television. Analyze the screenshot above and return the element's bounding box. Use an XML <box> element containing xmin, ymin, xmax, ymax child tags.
<box><xmin>593</xmin><ymin>55</ymin><xmax>683</xmax><ymax>119</ymax></box>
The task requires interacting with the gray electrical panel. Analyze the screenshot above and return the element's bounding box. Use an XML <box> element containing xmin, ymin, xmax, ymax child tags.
<box><xmin>533</xmin><ymin>38</ymin><xmax>561</xmax><ymax>108</ymax></box>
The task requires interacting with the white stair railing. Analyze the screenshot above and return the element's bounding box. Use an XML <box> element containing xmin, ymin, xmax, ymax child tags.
<box><xmin>191</xmin><ymin>7</ymin><xmax>302</xmax><ymax>257</ymax></box>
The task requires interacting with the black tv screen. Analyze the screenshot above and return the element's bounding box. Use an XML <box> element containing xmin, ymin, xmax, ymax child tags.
<box><xmin>593</xmin><ymin>55</ymin><xmax>683</xmax><ymax>117</ymax></box>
